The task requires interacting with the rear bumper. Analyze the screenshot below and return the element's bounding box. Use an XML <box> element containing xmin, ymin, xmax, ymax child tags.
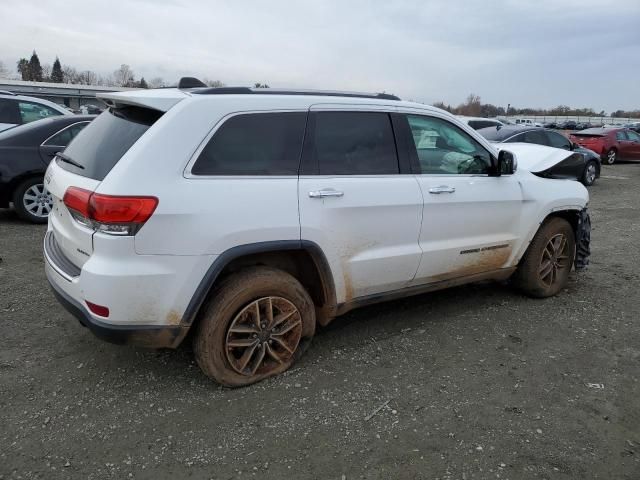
<box><xmin>46</xmin><ymin>272</ymin><xmax>188</xmax><ymax>348</ymax></box>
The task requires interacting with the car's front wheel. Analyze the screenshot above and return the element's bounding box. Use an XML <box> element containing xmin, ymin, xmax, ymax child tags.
<box><xmin>581</xmin><ymin>161</ymin><xmax>598</xmax><ymax>186</ymax></box>
<box><xmin>604</xmin><ymin>148</ymin><xmax>617</xmax><ymax>165</ymax></box>
<box><xmin>513</xmin><ymin>217</ymin><xmax>576</xmax><ymax>298</ymax></box>
<box><xmin>12</xmin><ymin>178</ymin><xmax>52</xmax><ymax>224</ymax></box>
<box><xmin>194</xmin><ymin>267</ymin><xmax>316</xmax><ymax>386</ymax></box>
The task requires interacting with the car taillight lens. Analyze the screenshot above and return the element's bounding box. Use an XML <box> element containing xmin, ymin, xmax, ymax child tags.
<box><xmin>63</xmin><ymin>187</ymin><xmax>158</xmax><ymax>236</ymax></box>
<box><xmin>86</xmin><ymin>301</ymin><xmax>109</xmax><ymax>318</ymax></box>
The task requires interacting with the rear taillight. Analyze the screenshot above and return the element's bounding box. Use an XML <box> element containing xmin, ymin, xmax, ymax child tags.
<box><xmin>63</xmin><ymin>187</ymin><xmax>158</xmax><ymax>236</ymax></box>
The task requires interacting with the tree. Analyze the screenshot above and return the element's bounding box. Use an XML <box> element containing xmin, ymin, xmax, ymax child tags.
<box><xmin>148</xmin><ymin>77</ymin><xmax>166</xmax><ymax>88</ymax></box>
<box><xmin>138</xmin><ymin>77</ymin><xmax>148</xmax><ymax>89</ymax></box>
<box><xmin>77</xmin><ymin>70</ymin><xmax>97</xmax><ymax>85</ymax></box>
<box><xmin>51</xmin><ymin>57</ymin><xmax>64</xmax><ymax>83</ymax></box>
<box><xmin>17</xmin><ymin>58</ymin><xmax>30</xmax><ymax>80</ymax></box>
<box><xmin>113</xmin><ymin>64</ymin><xmax>135</xmax><ymax>87</ymax></box>
<box><xmin>29</xmin><ymin>50</ymin><xmax>43</xmax><ymax>81</ymax></box>
<box><xmin>41</xmin><ymin>63</ymin><xmax>52</xmax><ymax>82</ymax></box>
<box><xmin>204</xmin><ymin>78</ymin><xmax>225</xmax><ymax>88</ymax></box>
<box><xmin>456</xmin><ymin>93</ymin><xmax>482</xmax><ymax>116</ymax></box>
<box><xmin>62</xmin><ymin>65</ymin><xmax>79</xmax><ymax>84</ymax></box>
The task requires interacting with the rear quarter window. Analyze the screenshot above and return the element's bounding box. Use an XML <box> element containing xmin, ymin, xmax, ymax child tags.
<box><xmin>57</xmin><ymin>107</ymin><xmax>162</xmax><ymax>180</ymax></box>
<box><xmin>191</xmin><ymin>112</ymin><xmax>307</xmax><ymax>176</ymax></box>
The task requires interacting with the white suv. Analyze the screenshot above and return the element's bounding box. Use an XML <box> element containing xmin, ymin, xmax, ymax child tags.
<box><xmin>44</xmin><ymin>81</ymin><xmax>591</xmax><ymax>386</ymax></box>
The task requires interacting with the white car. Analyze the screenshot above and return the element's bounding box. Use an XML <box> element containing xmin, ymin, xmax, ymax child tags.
<box><xmin>44</xmin><ymin>81</ymin><xmax>591</xmax><ymax>386</ymax></box>
<box><xmin>0</xmin><ymin>91</ymin><xmax>72</xmax><ymax>132</ymax></box>
<box><xmin>515</xmin><ymin>118</ymin><xmax>543</xmax><ymax>128</ymax></box>
<box><xmin>456</xmin><ymin>115</ymin><xmax>504</xmax><ymax>130</ymax></box>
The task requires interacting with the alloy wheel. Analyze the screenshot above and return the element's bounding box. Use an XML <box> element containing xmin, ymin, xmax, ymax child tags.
<box><xmin>22</xmin><ymin>183</ymin><xmax>52</xmax><ymax>218</ymax></box>
<box><xmin>538</xmin><ymin>233</ymin><xmax>570</xmax><ymax>287</ymax></box>
<box><xmin>585</xmin><ymin>163</ymin><xmax>597</xmax><ymax>185</ymax></box>
<box><xmin>606</xmin><ymin>150</ymin><xmax>616</xmax><ymax>164</ymax></box>
<box><xmin>225</xmin><ymin>296</ymin><xmax>302</xmax><ymax>377</ymax></box>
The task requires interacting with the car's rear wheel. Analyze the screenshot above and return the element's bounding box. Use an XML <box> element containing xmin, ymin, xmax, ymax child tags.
<box><xmin>12</xmin><ymin>178</ymin><xmax>52</xmax><ymax>224</ymax></box>
<box><xmin>604</xmin><ymin>148</ymin><xmax>617</xmax><ymax>165</ymax></box>
<box><xmin>193</xmin><ymin>267</ymin><xmax>316</xmax><ymax>387</ymax></box>
<box><xmin>581</xmin><ymin>160</ymin><xmax>598</xmax><ymax>186</ymax></box>
<box><xmin>513</xmin><ymin>217</ymin><xmax>576</xmax><ymax>298</ymax></box>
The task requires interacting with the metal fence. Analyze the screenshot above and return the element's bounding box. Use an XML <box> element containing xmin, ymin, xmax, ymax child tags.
<box><xmin>504</xmin><ymin>115</ymin><xmax>636</xmax><ymax>126</ymax></box>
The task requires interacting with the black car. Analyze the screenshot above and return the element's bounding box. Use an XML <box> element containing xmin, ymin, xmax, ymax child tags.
<box><xmin>558</xmin><ymin>120</ymin><xmax>578</xmax><ymax>130</ymax></box>
<box><xmin>477</xmin><ymin>125</ymin><xmax>601</xmax><ymax>186</ymax></box>
<box><xmin>0</xmin><ymin>115</ymin><xmax>94</xmax><ymax>222</ymax></box>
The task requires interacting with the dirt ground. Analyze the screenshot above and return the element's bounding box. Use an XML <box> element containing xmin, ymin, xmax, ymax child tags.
<box><xmin>1</xmin><ymin>165</ymin><xmax>639</xmax><ymax>480</ymax></box>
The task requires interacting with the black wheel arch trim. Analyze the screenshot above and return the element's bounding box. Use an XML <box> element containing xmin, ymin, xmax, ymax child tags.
<box><xmin>181</xmin><ymin>240</ymin><xmax>337</xmax><ymax>329</ymax></box>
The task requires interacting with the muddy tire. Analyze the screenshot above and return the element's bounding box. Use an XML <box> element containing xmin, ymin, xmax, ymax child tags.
<box><xmin>604</xmin><ymin>148</ymin><xmax>617</xmax><ymax>165</ymax></box>
<box><xmin>193</xmin><ymin>267</ymin><xmax>316</xmax><ymax>387</ymax></box>
<box><xmin>513</xmin><ymin>217</ymin><xmax>576</xmax><ymax>298</ymax></box>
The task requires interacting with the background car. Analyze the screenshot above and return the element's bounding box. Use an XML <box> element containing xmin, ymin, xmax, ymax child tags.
<box><xmin>0</xmin><ymin>114</ymin><xmax>94</xmax><ymax>222</ymax></box>
<box><xmin>456</xmin><ymin>116</ymin><xmax>504</xmax><ymax>130</ymax></box>
<box><xmin>477</xmin><ymin>125</ymin><xmax>601</xmax><ymax>186</ymax></box>
<box><xmin>624</xmin><ymin>121</ymin><xmax>640</xmax><ymax>133</ymax></box>
<box><xmin>570</xmin><ymin>127</ymin><xmax>640</xmax><ymax>165</ymax></box>
<box><xmin>557</xmin><ymin>120</ymin><xmax>577</xmax><ymax>130</ymax></box>
<box><xmin>0</xmin><ymin>91</ymin><xmax>72</xmax><ymax>132</ymax></box>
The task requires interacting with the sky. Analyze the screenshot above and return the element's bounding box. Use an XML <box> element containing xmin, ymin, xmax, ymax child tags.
<box><xmin>1</xmin><ymin>0</ymin><xmax>639</xmax><ymax>113</ymax></box>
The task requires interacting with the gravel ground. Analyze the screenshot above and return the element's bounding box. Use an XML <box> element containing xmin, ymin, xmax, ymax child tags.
<box><xmin>1</xmin><ymin>165</ymin><xmax>639</xmax><ymax>480</ymax></box>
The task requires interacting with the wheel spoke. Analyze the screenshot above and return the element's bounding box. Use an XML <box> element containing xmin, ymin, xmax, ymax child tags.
<box><xmin>265</xmin><ymin>297</ymin><xmax>274</xmax><ymax>327</ymax></box>
<box><xmin>227</xmin><ymin>338</ymin><xmax>259</xmax><ymax>348</ymax></box>
<box><xmin>539</xmin><ymin>259</ymin><xmax>553</xmax><ymax>277</ymax></box>
<box><xmin>237</xmin><ymin>342</ymin><xmax>259</xmax><ymax>372</ymax></box>
<box><xmin>250</xmin><ymin>343</ymin><xmax>267</xmax><ymax>374</ymax></box>
<box><xmin>272</xmin><ymin>318</ymin><xmax>302</xmax><ymax>337</ymax></box>
<box><xmin>228</xmin><ymin>325</ymin><xmax>260</xmax><ymax>334</ymax></box>
<box><xmin>23</xmin><ymin>194</ymin><xmax>38</xmax><ymax>201</ymax></box>
<box><xmin>271</xmin><ymin>335</ymin><xmax>294</xmax><ymax>354</ymax></box>
<box><xmin>272</xmin><ymin>310</ymin><xmax>295</xmax><ymax>329</ymax></box>
<box><xmin>265</xmin><ymin>343</ymin><xmax>284</xmax><ymax>363</ymax></box>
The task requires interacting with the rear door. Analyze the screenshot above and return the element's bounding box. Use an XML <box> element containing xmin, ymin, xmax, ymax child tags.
<box><xmin>398</xmin><ymin>111</ymin><xmax>523</xmax><ymax>284</ymax></box>
<box><xmin>615</xmin><ymin>130</ymin><xmax>634</xmax><ymax>159</ymax></box>
<box><xmin>624</xmin><ymin>130</ymin><xmax>640</xmax><ymax>159</ymax></box>
<box><xmin>298</xmin><ymin>107</ymin><xmax>423</xmax><ymax>303</ymax></box>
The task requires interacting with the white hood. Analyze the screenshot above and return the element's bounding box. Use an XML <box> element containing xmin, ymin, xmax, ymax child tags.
<box><xmin>495</xmin><ymin>142</ymin><xmax>575</xmax><ymax>173</ymax></box>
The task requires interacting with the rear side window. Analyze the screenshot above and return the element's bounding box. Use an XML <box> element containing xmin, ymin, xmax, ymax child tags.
<box><xmin>58</xmin><ymin>107</ymin><xmax>162</xmax><ymax>180</ymax></box>
<box><xmin>0</xmin><ymin>98</ymin><xmax>21</xmax><ymax>124</ymax></box>
<box><xmin>546</xmin><ymin>131</ymin><xmax>572</xmax><ymax>150</ymax></box>
<box><xmin>192</xmin><ymin>112</ymin><xmax>306</xmax><ymax>175</ymax></box>
<box><xmin>312</xmin><ymin>111</ymin><xmax>398</xmax><ymax>175</ymax></box>
<box><xmin>616</xmin><ymin>131</ymin><xmax>627</xmax><ymax>141</ymax></box>
<box><xmin>468</xmin><ymin>120</ymin><xmax>499</xmax><ymax>130</ymax></box>
<box><xmin>44</xmin><ymin>122</ymin><xmax>89</xmax><ymax>147</ymax></box>
<box><xmin>18</xmin><ymin>101</ymin><xmax>62</xmax><ymax>124</ymax></box>
<box><xmin>522</xmin><ymin>129</ymin><xmax>548</xmax><ymax>146</ymax></box>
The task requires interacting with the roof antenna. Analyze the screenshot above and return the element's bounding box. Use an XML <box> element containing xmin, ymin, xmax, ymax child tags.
<box><xmin>178</xmin><ymin>77</ymin><xmax>207</xmax><ymax>89</ymax></box>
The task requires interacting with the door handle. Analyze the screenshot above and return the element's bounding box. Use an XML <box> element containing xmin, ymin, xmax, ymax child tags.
<box><xmin>428</xmin><ymin>185</ymin><xmax>456</xmax><ymax>194</ymax></box>
<box><xmin>309</xmin><ymin>188</ymin><xmax>344</xmax><ymax>198</ymax></box>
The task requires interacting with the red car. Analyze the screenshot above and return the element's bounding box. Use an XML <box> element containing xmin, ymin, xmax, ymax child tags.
<box><xmin>570</xmin><ymin>127</ymin><xmax>640</xmax><ymax>165</ymax></box>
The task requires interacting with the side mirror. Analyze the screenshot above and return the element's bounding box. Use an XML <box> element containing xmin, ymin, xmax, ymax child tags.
<box><xmin>496</xmin><ymin>150</ymin><xmax>517</xmax><ymax>175</ymax></box>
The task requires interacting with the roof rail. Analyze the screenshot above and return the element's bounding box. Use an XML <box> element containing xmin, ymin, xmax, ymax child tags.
<box><xmin>190</xmin><ymin>87</ymin><xmax>401</xmax><ymax>101</ymax></box>
<box><xmin>0</xmin><ymin>89</ymin><xmax>17</xmax><ymax>96</ymax></box>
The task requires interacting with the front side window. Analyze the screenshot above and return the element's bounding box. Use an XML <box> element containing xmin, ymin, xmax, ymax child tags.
<box><xmin>626</xmin><ymin>130</ymin><xmax>640</xmax><ymax>142</ymax></box>
<box><xmin>18</xmin><ymin>102</ymin><xmax>62</xmax><ymax>124</ymax></box>
<box><xmin>311</xmin><ymin>111</ymin><xmax>398</xmax><ymax>175</ymax></box>
<box><xmin>44</xmin><ymin>122</ymin><xmax>89</xmax><ymax>147</ymax></box>
<box><xmin>406</xmin><ymin>115</ymin><xmax>491</xmax><ymax>174</ymax></box>
<box><xmin>192</xmin><ymin>112</ymin><xmax>306</xmax><ymax>175</ymax></box>
<box><xmin>546</xmin><ymin>131</ymin><xmax>572</xmax><ymax>150</ymax></box>
<box><xmin>468</xmin><ymin>120</ymin><xmax>499</xmax><ymax>130</ymax></box>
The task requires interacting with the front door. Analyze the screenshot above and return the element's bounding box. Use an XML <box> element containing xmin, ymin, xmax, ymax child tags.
<box><xmin>398</xmin><ymin>112</ymin><xmax>524</xmax><ymax>285</ymax></box>
<box><xmin>298</xmin><ymin>108</ymin><xmax>423</xmax><ymax>303</ymax></box>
